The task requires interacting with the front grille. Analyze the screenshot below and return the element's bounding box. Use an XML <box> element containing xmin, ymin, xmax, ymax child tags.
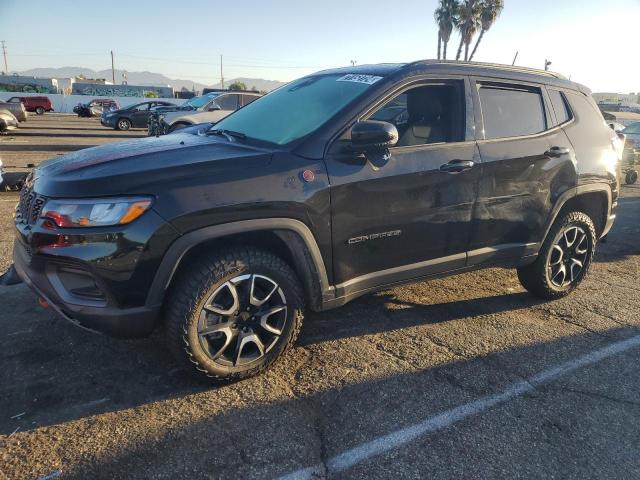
<box><xmin>16</xmin><ymin>179</ymin><xmax>46</xmax><ymax>226</ymax></box>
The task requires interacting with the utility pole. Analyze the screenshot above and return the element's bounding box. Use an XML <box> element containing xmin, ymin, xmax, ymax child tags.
<box><xmin>350</xmin><ymin>60</ymin><xmax>357</xmax><ymax>66</ymax></box>
<box><xmin>511</xmin><ymin>51</ymin><xmax>518</xmax><ymax>66</ymax></box>
<box><xmin>1</xmin><ymin>41</ymin><xmax>8</xmax><ymax>74</ymax></box>
<box><xmin>110</xmin><ymin>50</ymin><xmax>115</xmax><ymax>84</ymax></box>
<box><xmin>220</xmin><ymin>54</ymin><xmax>224</xmax><ymax>89</ymax></box>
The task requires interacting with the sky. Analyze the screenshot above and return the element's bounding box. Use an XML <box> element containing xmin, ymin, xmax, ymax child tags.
<box><xmin>0</xmin><ymin>0</ymin><xmax>638</xmax><ymax>92</ymax></box>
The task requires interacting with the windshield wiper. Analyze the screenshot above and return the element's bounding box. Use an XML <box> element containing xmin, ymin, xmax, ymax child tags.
<box><xmin>207</xmin><ymin>128</ymin><xmax>247</xmax><ymax>141</ymax></box>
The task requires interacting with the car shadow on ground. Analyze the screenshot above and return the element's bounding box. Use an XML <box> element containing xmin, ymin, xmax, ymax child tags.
<box><xmin>7</xmin><ymin>326</ymin><xmax>638</xmax><ymax>480</ymax></box>
<box><xmin>0</xmin><ymin>285</ymin><xmax>544</xmax><ymax>436</ymax></box>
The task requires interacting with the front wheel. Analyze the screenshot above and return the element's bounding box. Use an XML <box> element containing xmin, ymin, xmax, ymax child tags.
<box><xmin>116</xmin><ymin>118</ymin><xmax>131</xmax><ymax>131</ymax></box>
<box><xmin>35</xmin><ymin>106</ymin><xmax>45</xmax><ymax>115</ymax></box>
<box><xmin>165</xmin><ymin>247</ymin><xmax>304</xmax><ymax>382</ymax></box>
<box><xmin>517</xmin><ymin>211</ymin><xmax>596</xmax><ymax>300</ymax></box>
<box><xmin>626</xmin><ymin>170</ymin><xmax>638</xmax><ymax>185</ymax></box>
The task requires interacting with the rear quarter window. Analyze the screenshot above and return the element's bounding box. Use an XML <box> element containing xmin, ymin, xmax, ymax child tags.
<box><xmin>478</xmin><ymin>84</ymin><xmax>546</xmax><ymax>139</ymax></box>
<box><xmin>548</xmin><ymin>89</ymin><xmax>572</xmax><ymax>125</ymax></box>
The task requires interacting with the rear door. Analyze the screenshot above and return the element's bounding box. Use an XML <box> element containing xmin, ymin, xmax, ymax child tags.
<box><xmin>469</xmin><ymin>79</ymin><xmax>576</xmax><ymax>265</ymax></box>
<box><xmin>326</xmin><ymin>78</ymin><xmax>480</xmax><ymax>295</ymax></box>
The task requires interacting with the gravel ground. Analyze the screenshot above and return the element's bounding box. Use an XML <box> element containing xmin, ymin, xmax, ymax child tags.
<box><xmin>0</xmin><ymin>115</ymin><xmax>639</xmax><ymax>480</ymax></box>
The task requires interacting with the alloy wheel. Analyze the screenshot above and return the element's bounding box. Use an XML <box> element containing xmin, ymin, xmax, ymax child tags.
<box><xmin>547</xmin><ymin>225</ymin><xmax>590</xmax><ymax>288</ymax></box>
<box><xmin>197</xmin><ymin>274</ymin><xmax>288</xmax><ymax>366</ymax></box>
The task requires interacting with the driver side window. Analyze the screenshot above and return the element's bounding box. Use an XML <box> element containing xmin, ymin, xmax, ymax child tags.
<box><xmin>368</xmin><ymin>81</ymin><xmax>466</xmax><ymax>147</ymax></box>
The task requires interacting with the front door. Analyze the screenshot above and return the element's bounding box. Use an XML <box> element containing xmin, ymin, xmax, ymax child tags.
<box><xmin>326</xmin><ymin>79</ymin><xmax>480</xmax><ymax>297</ymax></box>
<box><xmin>131</xmin><ymin>103</ymin><xmax>151</xmax><ymax>128</ymax></box>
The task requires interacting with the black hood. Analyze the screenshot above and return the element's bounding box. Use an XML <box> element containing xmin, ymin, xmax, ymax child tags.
<box><xmin>33</xmin><ymin>131</ymin><xmax>272</xmax><ymax>198</ymax></box>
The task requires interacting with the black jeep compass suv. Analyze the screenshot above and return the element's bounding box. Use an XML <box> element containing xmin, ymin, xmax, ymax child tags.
<box><xmin>13</xmin><ymin>61</ymin><xmax>621</xmax><ymax>381</ymax></box>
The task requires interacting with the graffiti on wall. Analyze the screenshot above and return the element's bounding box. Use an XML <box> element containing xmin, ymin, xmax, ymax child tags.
<box><xmin>73</xmin><ymin>84</ymin><xmax>173</xmax><ymax>98</ymax></box>
<box><xmin>0</xmin><ymin>83</ymin><xmax>56</xmax><ymax>94</ymax></box>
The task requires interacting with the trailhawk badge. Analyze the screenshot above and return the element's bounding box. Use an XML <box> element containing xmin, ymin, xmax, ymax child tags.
<box><xmin>348</xmin><ymin>230</ymin><xmax>402</xmax><ymax>245</ymax></box>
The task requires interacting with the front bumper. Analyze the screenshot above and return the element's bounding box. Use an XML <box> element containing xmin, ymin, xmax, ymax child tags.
<box><xmin>13</xmin><ymin>240</ymin><xmax>159</xmax><ymax>337</ymax></box>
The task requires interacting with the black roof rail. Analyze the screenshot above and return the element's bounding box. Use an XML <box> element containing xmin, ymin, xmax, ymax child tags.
<box><xmin>404</xmin><ymin>59</ymin><xmax>567</xmax><ymax>80</ymax></box>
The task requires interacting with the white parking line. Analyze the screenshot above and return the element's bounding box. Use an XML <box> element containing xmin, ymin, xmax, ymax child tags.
<box><xmin>279</xmin><ymin>334</ymin><xmax>640</xmax><ymax>479</ymax></box>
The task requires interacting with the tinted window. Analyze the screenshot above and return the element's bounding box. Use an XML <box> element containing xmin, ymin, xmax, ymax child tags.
<box><xmin>548</xmin><ymin>89</ymin><xmax>571</xmax><ymax>124</ymax></box>
<box><xmin>241</xmin><ymin>94</ymin><xmax>259</xmax><ymax>106</ymax></box>
<box><xmin>369</xmin><ymin>82</ymin><xmax>465</xmax><ymax>146</ymax></box>
<box><xmin>479</xmin><ymin>85</ymin><xmax>546</xmax><ymax>139</ymax></box>
<box><xmin>216</xmin><ymin>94</ymin><xmax>239</xmax><ymax>110</ymax></box>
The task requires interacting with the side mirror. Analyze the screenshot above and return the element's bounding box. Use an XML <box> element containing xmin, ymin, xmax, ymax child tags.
<box><xmin>208</xmin><ymin>104</ymin><xmax>221</xmax><ymax>111</ymax></box>
<box><xmin>350</xmin><ymin>120</ymin><xmax>398</xmax><ymax>152</ymax></box>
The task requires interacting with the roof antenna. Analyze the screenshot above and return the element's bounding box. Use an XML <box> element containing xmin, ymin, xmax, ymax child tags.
<box><xmin>511</xmin><ymin>51</ymin><xmax>518</xmax><ymax>66</ymax></box>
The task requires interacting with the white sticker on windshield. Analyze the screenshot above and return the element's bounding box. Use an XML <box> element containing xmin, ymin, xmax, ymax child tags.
<box><xmin>336</xmin><ymin>74</ymin><xmax>383</xmax><ymax>85</ymax></box>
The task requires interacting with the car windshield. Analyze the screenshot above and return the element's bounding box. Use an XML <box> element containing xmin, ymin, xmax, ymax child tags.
<box><xmin>211</xmin><ymin>73</ymin><xmax>383</xmax><ymax>145</ymax></box>
<box><xmin>184</xmin><ymin>94</ymin><xmax>219</xmax><ymax>109</ymax></box>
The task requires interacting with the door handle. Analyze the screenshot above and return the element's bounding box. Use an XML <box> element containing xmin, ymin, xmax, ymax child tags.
<box><xmin>544</xmin><ymin>146</ymin><xmax>570</xmax><ymax>158</ymax></box>
<box><xmin>439</xmin><ymin>159</ymin><xmax>475</xmax><ymax>173</ymax></box>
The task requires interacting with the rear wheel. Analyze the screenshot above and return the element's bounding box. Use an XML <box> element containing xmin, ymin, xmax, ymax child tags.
<box><xmin>626</xmin><ymin>170</ymin><xmax>638</xmax><ymax>185</ymax></box>
<box><xmin>517</xmin><ymin>211</ymin><xmax>596</xmax><ymax>300</ymax></box>
<box><xmin>165</xmin><ymin>247</ymin><xmax>304</xmax><ymax>382</ymax></box>
<box><xmin>116</xmin><ymin>118</ymin><xmax>131</xmax><ymax>131</ymax></box>
<box><xmin>35</xmin><ymin>106</ymin><xmax>45</xmax><ymax>115</ymax></box>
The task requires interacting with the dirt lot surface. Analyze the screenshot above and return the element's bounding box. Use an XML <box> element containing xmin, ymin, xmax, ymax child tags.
<box><xmin>1</xmin><ymin>115</ymin><xmax>639</xmax><ymax>479</ymax></box>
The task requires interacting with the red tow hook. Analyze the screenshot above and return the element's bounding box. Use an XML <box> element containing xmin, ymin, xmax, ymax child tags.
<box><xmin>38</xmin><ymin>297</ymin><xmax>49</xmax><ymax>309</ymax></box>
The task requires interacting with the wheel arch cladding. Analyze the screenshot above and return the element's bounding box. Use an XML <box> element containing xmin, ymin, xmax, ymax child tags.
<box><xmin>557</xmin><ymin>190</ymin><xmax>609</xmax><ymax>238</ymax></box>
<box><xmin>146</xmin><ymin>220</ymin><xmax>330</xmax><ymax>313</ymax></box>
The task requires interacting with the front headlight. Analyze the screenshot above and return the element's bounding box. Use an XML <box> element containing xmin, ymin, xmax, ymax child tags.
<box><xmin>41</xmin><ymin>197</ymin><xmax>152</xmax><ymax>228</ymax></box>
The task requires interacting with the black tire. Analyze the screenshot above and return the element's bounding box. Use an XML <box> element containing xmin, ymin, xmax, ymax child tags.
<box><xmin>517</xmin><ymin>211</ymin><xmax>596</xmax><ymax>300</ymax></box>
<box><xmin>116</xmin><ymin>118</ymin><xmax>131</xmax><ymax>131</ymax></box>
<box><xmin>35</xmin><ymin>106</ymin><xmax>45</xmax><ymax>115</ymax></box>
<box><xmin>169</xmin><ymin>122</ymin><xmax>190</xmax><ymax>133</ymax></box>
<box><xmin>165</xmin><ymin>247</ymin><xmax>304</xmax><ymax>382</ymax></box>
<box><xmin>626</xmin><ymin>170</ymin><xmax>638</xmax><ymax>185</ymax></box>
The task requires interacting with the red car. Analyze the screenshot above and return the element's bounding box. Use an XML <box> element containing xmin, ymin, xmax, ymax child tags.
<box><xmin>6</xmin><ymin>96</ymin><xmax>53</xmax><ymax>115</ymax></box>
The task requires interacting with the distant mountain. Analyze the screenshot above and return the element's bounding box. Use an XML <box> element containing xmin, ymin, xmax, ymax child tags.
<box><xmin>15</xmin><ymin>67</ymin><xmax>285</xmax><ymax>93</ymax></box>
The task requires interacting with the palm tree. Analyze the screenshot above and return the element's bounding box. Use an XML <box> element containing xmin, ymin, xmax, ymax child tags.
<box><xmin>434</xmin><ymin>0</ymin><xmax>458</xmax><ymax>60</ymax></box>
<box><xmin>454</xmin><ymin>0</ymin><xmax>482</xmax><ymax>61</ymax></box>
<box><xmin>468</xmin><ymin>0</ymin><xmax>504</xmax><ymax>61</ymax></box>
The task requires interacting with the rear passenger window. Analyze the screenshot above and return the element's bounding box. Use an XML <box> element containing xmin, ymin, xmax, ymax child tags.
<box><xmin>478</xmin><ymin>84</ymin><xmax>546</xmax><ymax>139</ymax></box>
<box><xmin>548</xmin><ymin>89</ymin><xmax>571</xmax><ymax>125</ymax></box>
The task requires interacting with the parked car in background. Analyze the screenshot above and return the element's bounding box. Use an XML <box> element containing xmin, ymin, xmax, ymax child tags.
<box><xmin>160</xmin><ymin>91</ymin><xmax>262</xmax><ymax>132</ymax></box>
<box><xmin>0</xmin><ymin>109</ymin><xmax>19</xmax><ymax>132</ymax></box>
<box><xmin>74</xmin><ymin>99</ymin><xmax>120</xmax><ymax>118</ymax></box>
<box><xmin>0</xmin><ymin>100</ymin><xmax>28</xmax><ymax>122</ymax></box>
<box><xmin>607</xmin><ymin>121</ymin><xmax>625</xmax><ymax>133</ymax></box>
<box><xmin>12</xmin><ymin>61</ymin><xmax>621</xmax><ymax>381</ymax></box>
<box><xmin>622</xmin><ymin>122</ymin><xmax>640</xmax><ymax>148</ymax></box>
<box><xmin>6</xmin><ymin>96</ymin><xmax>53</xmax><ymax>115</ymax></box>
<box><xmin>101</xmin><ymin>101</ymin><xmax>178</xmax><ymax>130</ymax></box>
